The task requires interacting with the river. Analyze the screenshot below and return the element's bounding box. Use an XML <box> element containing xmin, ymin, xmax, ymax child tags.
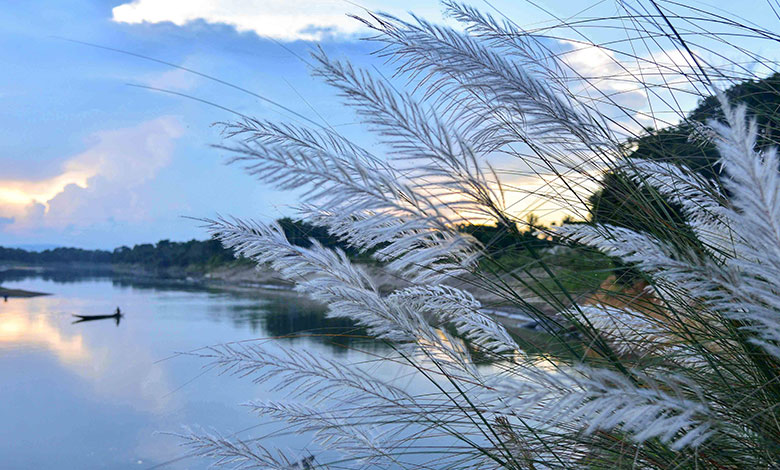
<box><xmin>0</xmin><ymin>268</ymin><xmax>406</xmax><ymax>469</ymax></box>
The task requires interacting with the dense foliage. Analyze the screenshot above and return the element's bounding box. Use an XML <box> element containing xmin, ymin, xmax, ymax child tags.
<box><xmin>458</xmin><ymin>218</ymin><xmax>552</xmax><ymax>257</ymax></box>
<box><xmin>0</xmin><ymin>239</ymin><xmax>229</xmax><ymax>268</ymax></box>
<box><xmin>0</xmin><ymin>217</ymin><xmax>351</xmax><ymax>269</ymax></box>
<box><xmin>110</xmin><ymin>238</ymin><xmax>236</xmax><ymax>269</ymax></box>
<box><xmin>1</xmin><ymin>218</ymin><xmax>547</xmax><ymax>270</ymax></box>
<box><xmin>590</xmin><ymin>73</ymin><xmax>780</xmax><ymax>230</ymax></box>
<box><xmin>0</xmin><ymin>246</ymin><xmax>112</xmax><ymax>264</ymax></box>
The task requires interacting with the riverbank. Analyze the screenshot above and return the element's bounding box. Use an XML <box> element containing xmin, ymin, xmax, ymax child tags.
<box><xmin>0</xmin><ymin>286</ymin><xmax>49</xmax><ymax>298</ymax></box>
<box><xmin>195</xmin><ymin>263</ymin><xmax>554</xmax><ymax>330</ymax></box>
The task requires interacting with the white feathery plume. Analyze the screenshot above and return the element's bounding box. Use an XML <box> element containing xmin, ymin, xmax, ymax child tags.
<box><xmin>311</xmin><ymin>51</ymin><xmax>512</xmax><ymax>227</ymax></box>
<box><xmin>557</xmin><ymin>222</ymin><xmax>717</xmax><ymax>310</ymax></box>
<box><xmin>565</xmin><ymin>304</ymin><xmax>668</xmax><ymax>355</ymax></box>
<box><xmin>205</xmin><ymin>217</ymin><xmax>424</xmax><ymax>342</ymax></box>
<box><xmin>200</xmin><ymin>345</ymin><xmax>489</xmax><ymax>464</ymax></box>
<box><xmin>442</xmin><ymin>1</ymin><xmax>569</xmax><ymax>88</ymax></box>
<box><xmin>205</xmin><ymin>217</ymin><xmax>497</xmax><ymax>376</ymax></box>
<box><xmin>303</xmin><ymin>206</ymin><xmax>479</xmax><ymax>285</ymax></box>
<box><xmin>219</xmin><ymin>119</ymin><xmax>480</xmax><ymax>284</ymax></box>
<box><xmin>562</xmin><ymin>99</ymin><xmax>780</xmax><ymax>362</ymax></box>
<box><xmin>710</xmin><ymin>97</ymin><xmax>780</xmax><ymax>273</ymax></box>
<box><xmin>388</xmin><ymin>285</ymin><xmax>520</xmax><ymax>353</ymax></box>
<box><xmin>621</xmin><ymin>158</ymin><xmax>735</xmax><ymax>258</ymax></box>
<box><xmin>200</xmin><ymin>343</ymin><xmax>413</xmax><ymax>405</ymax></box>
<box><xmin>495</xmin><ymin>367</ymin><xmax>714</xmax><ymax>451</ymax></box>
<box><xmin>245</xmin><ymin>401</ymin><xmax>397</xmax><ymax>467</ymax></box>
<box><xmin>702</xmin><ymin>97</ymin><xmax>780</xmax><ymax>356</ymax></box>
<box><xmin>356</xmin><ymin>11</ymin><xmax>617</xmax><ymax>163</ymax></box>
<box><xmin>244</xmin><ymin>390</ymin><xmax>519</xmax><ymax>470</ymax></box>
<box><xmin>557</xmin><ymin>223</ymin><xmax>676</xmax><ymax>272</ymax></box>
<box><xmin>177</xmin><ymin>427</ymin><xmax>304</xmax><ymax>469</ymax></box>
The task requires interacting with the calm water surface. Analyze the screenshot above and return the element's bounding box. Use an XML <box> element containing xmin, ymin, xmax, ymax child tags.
<box><xmin>0</xmin><ymin>270</ymin><xmax>401</xmax><ymax>469</ymax></box>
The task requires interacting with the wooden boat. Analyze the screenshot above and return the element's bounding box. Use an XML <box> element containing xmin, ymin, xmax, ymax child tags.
<box><xmin>72</xmin><ymin>308</ymin><xmax>123</xmax><ymax>325</ymax></box>
<box><xmin>72</xmin><ymin>313</ymin><xmax>121</xmax><ymax>321</ymax></box>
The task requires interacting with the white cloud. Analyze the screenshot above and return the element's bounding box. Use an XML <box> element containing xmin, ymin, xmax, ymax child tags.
<box><xmin>0</xmin><ymin>116</ymin><xmax>183</xmax><ymax>233</ymax></box>
<box><xmin>554</xmin><ymin>39</ymin><xmax>712</xmax><ymax>135</ymax></box>
<box><xmin>111</xmin><ymin>0</ymin><xmax>447</xmax><ymax>41</ymax></box>
<box><xmin>112</xmin><ymin>0</ymin><xmax>380</xmax><ymax>41</ymax></box>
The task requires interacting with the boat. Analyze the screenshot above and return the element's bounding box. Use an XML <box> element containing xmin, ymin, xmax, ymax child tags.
<box><xmin>72</xmin><ymin>308</ymin><xmax>123</xmax><ymax>325</ymax></box>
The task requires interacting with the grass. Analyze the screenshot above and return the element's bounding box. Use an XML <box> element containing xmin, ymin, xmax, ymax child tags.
<box><xmin>177</xmin><ymin>2</ymin><xmax>780</xmax><ymax>468</ymax></box>
<box><xmin>486</xmin><ymin>245</ymin><xmax>616</xmax><ymax>301</ymax></box>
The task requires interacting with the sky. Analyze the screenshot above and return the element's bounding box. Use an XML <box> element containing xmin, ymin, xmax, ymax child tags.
<box><xmin>2</xmin><ymin>0</ymin><xmax>779</xmax><ymax>249</ymax></box>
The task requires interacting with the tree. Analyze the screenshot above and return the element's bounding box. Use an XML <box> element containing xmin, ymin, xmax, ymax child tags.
<box><xmin>590</xmin><ymin>73</ymin><xmax>780</xmax><ymax>231</ymax></box>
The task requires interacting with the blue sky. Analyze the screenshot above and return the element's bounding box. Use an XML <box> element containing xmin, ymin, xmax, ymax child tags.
<box><xmin>1</xmin><ymin>0</ymin><xmax>778</xmax><ymax>249</ymax></box>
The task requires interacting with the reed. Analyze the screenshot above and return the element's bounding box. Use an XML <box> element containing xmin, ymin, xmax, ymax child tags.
<box><xmin>188</xmin><ymin>2</ymin><xmax>780</xmax><ymax>468</ymax></box>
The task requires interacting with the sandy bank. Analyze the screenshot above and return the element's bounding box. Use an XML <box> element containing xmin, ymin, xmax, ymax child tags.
<box><xmin>0</xmin><ymin>287</ymin><xmax>49</xmax><ymax>298</ymax></box>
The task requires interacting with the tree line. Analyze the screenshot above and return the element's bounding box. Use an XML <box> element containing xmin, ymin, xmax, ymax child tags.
<box><xmin>0</xmin><ymin>216</ymin><xmax>555</xmax><ymax>270</ymax></box>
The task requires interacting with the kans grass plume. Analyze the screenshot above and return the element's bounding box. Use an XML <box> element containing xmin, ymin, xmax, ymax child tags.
<box><xmin>187</xmin><ymin>1</ymin><xmax>780</xmax><ymax>468</ymax></box>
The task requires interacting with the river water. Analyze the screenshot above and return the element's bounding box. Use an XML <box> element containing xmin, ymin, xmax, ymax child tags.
<box><xmin>0</xmin><ymin>269</ymin><xmax>404</xmax><ymax>469</ymax></box>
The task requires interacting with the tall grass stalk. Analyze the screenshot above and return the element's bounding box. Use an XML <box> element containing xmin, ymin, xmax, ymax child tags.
<box><xmin>187</xmin><ymin>1</ymin><xmax>780</xmax><ymax>468</ymax></box>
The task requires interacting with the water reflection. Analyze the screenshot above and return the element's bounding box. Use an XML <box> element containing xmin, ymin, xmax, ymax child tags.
<box><xmin>0</xmin><ymin>294</ymin><xmax>178</xmax><ymax>412</ymax></box>
<box><xmin>0</xmin><ymin>275</ymin><xmax>279</xmax><ymax>468</ymax></box>
<box><xmin>0</xmin><ymin>307</ymin><xmax>89</xmax><ymax>363</ymax></box>
<box><xmin>0</xmin><ymin>266</ymin><xmax>114</xmax><ymax>284</ymax></box>
<box><xmin>0</xmin><ymin>266</ymin><xmax>213</xmax><ymax>292</ymax></box>
<box><xmin>218</xmin><ymin>295</ymin><xmax>375</xmax><ymax>352</ymax></box>
<box><xmin>0</xmin><ymin>266</ymin><xmax>379</xmax><ymax>351</ymax></box>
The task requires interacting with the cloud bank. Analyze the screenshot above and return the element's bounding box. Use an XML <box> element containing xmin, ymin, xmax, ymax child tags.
<box><xmin>112</xmin><ymin>0</ymin><xmax>378</xmax><ymax>41</ymax></box>
<box><xmin>0</xmin><ymin>117</ymin><xmax>183</xmax><ymax>238</ymax></box>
